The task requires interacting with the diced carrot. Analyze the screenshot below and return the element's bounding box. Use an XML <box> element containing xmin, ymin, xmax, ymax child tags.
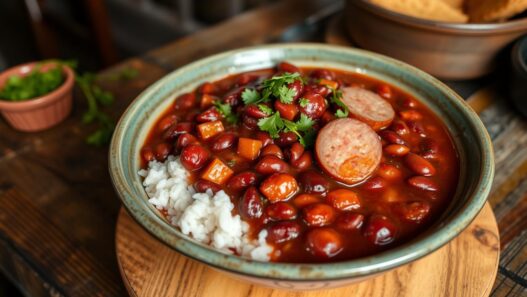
<box><xmin>200</xmin><ymin>94</ymin><xmax>218</xmax><ymax>109</ymax></box>
<box><xmin>237</xmin><ymin>138</ymin><xmax>263</xmax><ymax>160</ymax></box>
<box><xmin>197</xmin><ymin>120</ymin><xmax>224</xmax><ymax>140</ymax></box>
<box><xmin>319</xmin><ymin>79</ymin><xmax>338</xmax><ymax>90</ymax></box>
<box><xmin>200</xmin><ymin>158</ymin><xmax>234</xmax><ymax>185</ymax></box>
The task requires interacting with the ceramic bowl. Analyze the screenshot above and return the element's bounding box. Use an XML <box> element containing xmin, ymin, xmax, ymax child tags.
<box><xmin>345</xmin><ymin>0</ymin><xmax>527</xmax><ymax>80</ymax></box>
<box><xmin>0</xmin><ymin>62</ymin><xmax>74</xmax><ymax>132</ymax></box>
<box><xmin>109</xmin><ymin>43</ymin><xmax>494</xmax><ymax>290</ymax></box>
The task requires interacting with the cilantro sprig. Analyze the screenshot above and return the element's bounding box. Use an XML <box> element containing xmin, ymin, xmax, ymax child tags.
<box><xmin>257</xmin><ymin>112</ymin><xmax>316</xmax><ymax>147</ymax></box>
<box><xmin>329</xmin><ymin>89</ymin><xmax>349</xmax><ymax>118</ymax></box>
<box><xmin>213</xmin><ymin>100</ymin><xmax>239</xmax><ymax>124</ymax></box>
<box><xmin>241</xmin><ymin>72</ymin><xmax>304</xmax><ymax>106</ymax></box>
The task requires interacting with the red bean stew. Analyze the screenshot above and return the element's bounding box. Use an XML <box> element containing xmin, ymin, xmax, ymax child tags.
<box><xmin>140</xmin><ymin>62</ymin><xmax>459</xmax><ymax>263</ymax></box>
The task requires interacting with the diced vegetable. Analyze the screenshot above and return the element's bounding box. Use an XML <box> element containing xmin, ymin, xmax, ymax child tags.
<box><xmin>237</xmin><ymin>137</ymin><xmax>263</xmax><ymax>160</ymax></box>
<box><xmin>318</xmin><ymin>79</ymin><xmax>338</xmax><ymax>90</ymax></box>
<box><xmin>200</xmin><ymin>94</ymin><xmax>217</xmax><ymax>109</ymax></box>
<box><xmin>197</xmin><ymin>120</ymin><xmax>224</xmax><ymax>140</ymax></box>
<box><xmin>200</xmin><ymin>158</ymin><xmax>234</xmax><ymax>185</ymax></box>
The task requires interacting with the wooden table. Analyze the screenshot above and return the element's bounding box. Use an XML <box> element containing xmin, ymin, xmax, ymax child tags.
<box><xmin>0</xmin><ymin>0</ymin><xmax>525</xmax><ymax>296</ymax></box>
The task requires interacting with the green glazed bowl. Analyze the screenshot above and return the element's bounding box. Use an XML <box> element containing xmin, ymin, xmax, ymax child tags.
<box><xmin>109</xmin><ymin>43</ymin><xmax>494</xmax><ymax>290</ymax></box>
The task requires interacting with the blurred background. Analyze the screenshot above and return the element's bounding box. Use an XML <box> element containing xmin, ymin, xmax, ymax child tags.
<box><xmin>0</xmin><ymin>0</ymin><xmax>279</xmax><ymax>72</ymax></box>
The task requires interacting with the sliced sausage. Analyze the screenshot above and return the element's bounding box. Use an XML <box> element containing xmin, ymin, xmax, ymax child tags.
<box><xmin>315</xmin><ymin>118</ymin><xmax>382</xmax><ymax>185</ymax></box>
<box><xmin>341</xmin><ymin>87</ymin><xmax>395</xmax><ymax>131</ymax></box>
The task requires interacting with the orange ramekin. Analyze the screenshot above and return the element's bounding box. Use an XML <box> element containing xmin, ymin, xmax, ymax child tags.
<box><xmin>0</xmin><ymin>62</ymin><xmax>74</xmax><ymax>132</ymax></box>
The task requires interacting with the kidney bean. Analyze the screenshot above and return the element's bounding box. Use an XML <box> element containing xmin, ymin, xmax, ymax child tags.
<box><xmin>154</xmin><ymin>143</ymin><xmax>171</xmax><ymax>161</ymax></box>
<box><xmin>420</xmin><ymin>139</ymin><xmax>440</xmax><ymax>159</ymax></box>
<box><xmin>163</xmin><ymin>122</ymin><xmax>193</xmax><ymax>141</ymax></box>
<box><xmin>362</xmin><ymin>176</ymin><xmax>387</xmax><ymax>191</ymax></box>
<box><xmin>288</xmin><ymin>80</ymin><xmax>304</xmax><ymax>101</ymax></box>
<box><xmin>303</xmin><ymin>203</ymin><xmax>336</xmax><ymax>227</ymax></box>
<box><xmin>211</xmin><ymin>132</ymin><xmax>237</xmax><ymax>152</ymax></box>
<box><xmin>274</xmin><ymin>101</ymin><xmax>299</xmax><ymax>121</ymax></box>
<box><xmin>261</xmin><ymin>144</ymin><xmax>284</xmax><ymax>159</ymax></box>
<box><xmin>266</xmin><ymin>221</ymin><xmax>301</xmax><ymax>244</ymax></box>
<box><xmin>174</xmin><ymin>93</ymin><xmax>196</xmax><ymax>110</ymax></box>
<box><xmin>390</xmin><ymin>119</ymin><xmax>410</xmax><ymax>136</ymax></box>
<box><xmin>326</xmin><ymin>189</ymin><xmax>361</xmax><ymax>211</ymax></box>
<box><xmin>394</xmin><ymin>201</ymin><xmax>431</xmax><ymax>222</ymax></box>
<box><xmin>376</xmin><ymin>84</ymin><xmax>392</xmax><ymax>99</ymax></box>
<box><xmin>304</xmin><ymin>84</ymin><xmax>331</xmax><ymax>98</ymax></box>
<box><xmin>184</xmin><ymin>110</ymin><xmax>200</xmax><ymax>122</ymax></box>
<box><xmin>336</xmin><ymin>213</ymin><xmax>364</xmax><ymax>230</ymax></box>
<box><xmin>266</xmin><ymin>202</ymin><xmax>297</xmax><ymax>221</ymax></box>
<box><xmin>275</xmin><ymin>132</ymin><xmax>298</xmax><ymax>147</ymax></box>
<box><xmin>407</xmin><ymin>120</ymin><xmax>426</xmax><ymax>136</ymax></box>
<box><xmin>196</xmin><ymin>108</ymin><xmax>221</xmax><ymax>123</ymax></box>
<box><xmin>141</xmin><ymin>147</ymin><xmax>154</xmax><ymax>162</ymax></box>
<box><xmin>405</xmin><ymin>153</ymin><xmax>436</xmax><ymax>176</ymax></box>
<box><xmin>239</xmin><ymin>186</ymin><xmax>264</xmax><ymax>219</ymax></box>
<box><xmin>278</xmin><ymin>61</ymin><xmax>300</xmax><ymax>73</ymax></box>
<box><xmin>407</xmin><ymin>176</ymin><xmax>439</xmax><ymax>192</ymax></box>
<box><xmin>291</xmin><ymin>152</ymin><xmax>312</xmax><ymax>171</ymax></box>
<box><xmin>242</xmin><ymin>113</ymin><xmax>259</xmax><ymax>130</ymax></box>
<box><xmin>255</xmin><ymin>131</ymin><xmax>274</xmax><ymax>147</ymax></box>
<box><xmin>198</xmin><ymin>82</ymin><xmax>217</xmax><ymax>94</ymax></box>
<box><xmin>285</xmin><ymin>142</ymin><xmax>304</xmax><ymax>163</ymax></box>
<box><xmin>223</xmin><ymin>87</ymin><xmax>244</xmax><ymax>106</ymax></box>
<box><xmin>321</xmin><ymin>110</ymin><xmax>336</xmax><ymax>124</ymax></box>
<box><xmin>237</xmin><ymin>73</ymin><xmax>258</xmax><ymax>85</ymax></box>
<box><xmin>194</xmin><ymin>179</ymin><xmax>221</xmax><ymax>193</ymax></box>
<box><xmin>399</xmin><ymin>110</ymin><xmax>423</xmax><ymax>121</ymax></box>
<box><xmin>298</xmin><ymin>170</ymin><xmax>329</xmax><ymax>195</ymax></box>
<box><xmin>363</xmin><ymin>215</ymin><xmax>397</xmax><ymax>245</ymax></box>
<box><xmin>293</xmin><ymin>194</ymin><xmax>321</xmax><ymax>208</ymax></box>
<box><xmin>384</xmin><ymin>144</ymin><xmax>410</xmax><ymax>157</ymax></box>
<box><xmin>180</xmin><ymin>144</ymin><xmax>210</xmax><ymax>171</ymax></box>
<box><xmin>226</xmin><ymin>171</ymin><xmax>257</xmax><ymax>191</ymax></box>
<box><xmin>175</xmin><ymin>133</ymin><xmax>198</xmax><ymax>152</ymax></box>
<box><xmin>259</xmin><ymin>173</ymin><xmax>299</xmax><ymax>202</ymax></box>
<box><xmin>256</xmin><ymin>155</ymin><xmax>289</xmax><ymax>175</ymax></box>
<box><xmin>299</xmin><ymin>92</ymin><xmax>326</xmax><ymax>119</ymax></box>
<box><xmin>306</xmin><ymin>228</ymin><xmax>343</xmax><ymax>258</ymax></box>
<box><xmin>379</xmin><ymin>130</ymin><xmax>406</xmax><ymax>145</ymax></box>
<box><xmin>157</xmin><ymin>114</ymin><xmax>177</xmax><ymax>132</ymax></box>
<box><xmin>310</xmin><ymin>69</ymin><xmax>335</xmax><ymax>81</ymax></box>
<box><xmin>245</xmin><ymin>104</ymin><xmax>268</xmax><ymax>119</ymax></box>
<box><xmin>377</xmin><ymin>164</ymin><xmax>403</xmax><ymax>181</ymax></box>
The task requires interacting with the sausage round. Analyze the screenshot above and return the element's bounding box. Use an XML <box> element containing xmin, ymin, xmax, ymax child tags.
<box><xmin>341</xmin><ymin>87</ymin><xmax>395</xmax><ymax>131</ymax></box>
<box><xmin>315</xmin><ymin>118</ymin><xmax>382</xmax><ymax>185</ymax></box>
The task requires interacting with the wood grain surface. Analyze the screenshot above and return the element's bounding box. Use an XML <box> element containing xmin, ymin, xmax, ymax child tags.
<box><xmin>116</xmin><ymin>204</ymin><xmax>499</xmax><ymax>297</ymax></box>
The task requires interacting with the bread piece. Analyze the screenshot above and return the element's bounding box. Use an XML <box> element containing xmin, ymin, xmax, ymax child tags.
<box><xmin>466</xmin><ymin>0</ymin><xmax>527</xmax><ymax>22</ymax></box>
<box><xmin>440</xmin><ymin>0</ymin><xmax>465</xmax><ymax>10</ymax></box>
<box><xmin>371</xmin><ymin>0</ymin><xmax>469</xmax><ymax>23</ymax></box>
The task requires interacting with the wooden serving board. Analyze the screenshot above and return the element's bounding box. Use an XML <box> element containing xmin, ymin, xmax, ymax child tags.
<box><xmin>115</xmin><ymin>203</ymin><xmax>499</xmax><ymax>297</ymax></box>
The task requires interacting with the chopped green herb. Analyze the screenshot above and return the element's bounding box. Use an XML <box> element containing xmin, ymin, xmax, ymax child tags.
<box><xmin>294</xmin><ymin>114</ymin><xmax>315</xmax><ymax>132</ymax></box>
<box><xmin>257</xmin><ymin>111</ymin><xmax>284</xmax><ymax>138</ymax></box>
<box><xmin>0</xmin><ymin>65</ymin><xmax>64</xmax><ymax>101</ymax></box>
<box><xmin>330</xmin><ymin>89</ymin><xmax>349</xmax><ymax>118</ymax></box>
<box><xmin>213</xmin><ymin>100</ymin><xmax>239</xmax><ymax>124</ymax></box>
<box><xmin>299</xmin><ymin>98</ymin><xmax>309</xmax><ymax>108</ymax></box>
<box><xmin>261</xmin><ymin>72</ymin><xmax>303</xmax><ymax>104</ymax></box>
<box><xmin>241</xmin><ymin>88</ymin><xmax>262</xmax><ymax>105</ymax></box>
<box><xmin>257</xmin><ymin>111</ymin><xmax>315</xmax><ymax>147</ymax></box>
<box><xmin>299</xmin><ymin>128</ymin><xmax>317</xmax><ymax>147</ymax></box>
<box><xmin>257</xmin><ymin>104</ymin><xmax>273</xmax><ymax>115</ymax></box>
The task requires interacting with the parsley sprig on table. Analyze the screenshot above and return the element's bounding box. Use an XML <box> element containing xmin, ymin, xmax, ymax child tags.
<box><xmin>241</xmin><ymin>72</ymin><xmax>304</xmax><ymax>105</ymax></box>
<box><xmin>330</xmin><ymin>89</ymin><xmax>349</xmax><ymax>118</ymax></box>
<box><xmin>213</xmin><ymin>100</ymin><xmax>239</xmax><ymax>124</ymax></box>
<box><xmin>257</xmin><ymin>112</ymin><xmax>316</xmax><ymax>147</ymax></box>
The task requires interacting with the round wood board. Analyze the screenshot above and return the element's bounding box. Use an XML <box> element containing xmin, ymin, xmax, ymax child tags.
<box><xmin>115</xmin><ymin>203</ymin><xmax>499</xmax><ymax>297</ymax></box>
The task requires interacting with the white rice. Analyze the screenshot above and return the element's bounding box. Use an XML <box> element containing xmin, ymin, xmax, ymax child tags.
<box><xmin>138</xmin><ymin>155</ymin><xmax>273</xmax><ymax>261</ymax></box>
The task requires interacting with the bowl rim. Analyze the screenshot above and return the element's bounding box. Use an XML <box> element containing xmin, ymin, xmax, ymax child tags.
<box><xmin>512</xmin><ymin>35</ymin><xmax>527</xmax><ymax>76</ymax></box>
<box><xmin>0</xmin><ymin>61</ymin><xmax>75</xmax><ymax>111</ymax></box>
<box><xmin>351</xmin><ymin>0</ymin><xmax>527</xmax><ymax>34</ymax></box>
<box><xmin>109</xmin><ymin>43</ymin><xmax>494</xmax><ymax>281</ymax></box>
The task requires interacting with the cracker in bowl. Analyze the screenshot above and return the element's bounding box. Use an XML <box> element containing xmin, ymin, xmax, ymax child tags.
<box><xmin>466</xmin><ymin>0</ymin><xmax>527</xmax><ymax>22</ymax></box>
<box><xmin>371</xmin><ymin>0</ymin><xmax>469</xmax><ymax>23</ymax></box>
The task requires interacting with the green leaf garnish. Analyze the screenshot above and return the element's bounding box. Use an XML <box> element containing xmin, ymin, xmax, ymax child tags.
<box><xmin>257</xmin><ymin>111</ymin><xmax>284</xmax><ymax>138</ymax></box>
<box><xmin>213</xmin><ymin>100</ymin><xmax>239</xmax><ymax>124</ymax></box>
<box><xmin>257</xmin><ymin>111</ymin><xmax>315</xmax><ymax>147</ymax></box>
<box><xmin>261</xmin><ymin>72</ymin><xmax>303</xmax><ymax>104</ymax></box>
<box><xmin>0</xmin><ymin>65</ymin><xmax>64</xmax><ymax>101</ymax></box>
<box><xmin>258</xmin><ymin>104</ymin><xmax>273</xmax><ymax>115</ymax></box>
<box><xmin>241</xmin><ymin>88</ymin><xmax>262</xmax><ymax>105</ymax></box>
<box><xmin>299</xmin><ymin>98</ymin><xmax>309</xmax><ymax>108</ymax></box>
<box><xmin>330</xmin><ymin>89</ymin><xmax>349</xmax><ymax>118</ymax></box>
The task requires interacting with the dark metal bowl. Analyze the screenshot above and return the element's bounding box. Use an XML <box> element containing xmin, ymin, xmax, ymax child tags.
<box><xmin>345</xmin><ymin>0</ymin><xmax>527</xmax><ymax>80</ymax></box>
